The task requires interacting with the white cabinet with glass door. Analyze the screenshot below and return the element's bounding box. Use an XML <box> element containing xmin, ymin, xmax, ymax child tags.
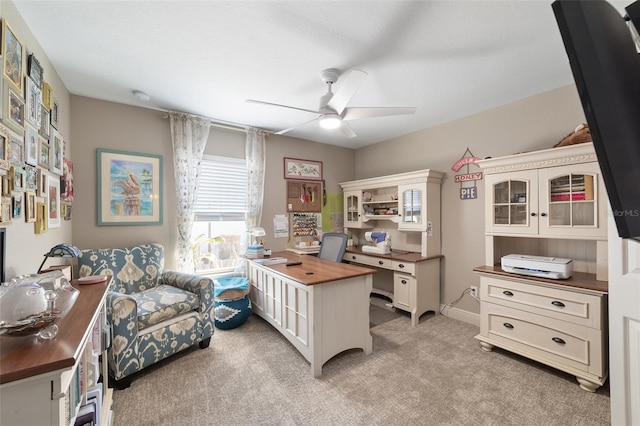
<box><xmin>483</xmin><ymin>146</ymin><xmax>606</xmax><ymax>240</ymax></box>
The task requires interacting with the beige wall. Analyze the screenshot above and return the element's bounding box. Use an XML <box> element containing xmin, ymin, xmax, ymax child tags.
<box><xmin>1</xmin><ymin>2</ymin><xmax>72</xmax><ymax>278</ymax></box>
<box><xmin>70</xmin><ymin>96</ymin><xmax>355</xmax><ymax>269</ymax></box>
<box><xmin>354</xmin><ymin>85</ymin><xmax>586</xmax><ymax>316</ymax></box>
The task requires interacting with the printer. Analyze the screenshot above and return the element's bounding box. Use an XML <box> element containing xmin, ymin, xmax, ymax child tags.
<box><xmin>501</xmin><ymin>254</ymin><xmax>573</xmax><ymax>280</ymax></box>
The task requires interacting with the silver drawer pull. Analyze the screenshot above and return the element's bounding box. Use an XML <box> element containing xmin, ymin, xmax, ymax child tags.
<box><xmin>551</xmin><ymin>300</ymin><xmax>565</xmax><ymax>308</ymax></box>
<box><xmin>399</xmin><ymin>264</ymin><xmax>405</xmax><ymax>268</ymax></box>
<box><xmin>503</xmin><ymin>291</ymin><xmax>514</xmax><ymax>297</ymax></box>
<box><xmin>503</xmin><ymin>323</ymin><xmax>514</xmax><ymax>329</ymax></box>
<box><xmin>352</xmin><ymin>256</ymin><xmax>356</xmax><ymax>260</ymax></box>
<box><xmin>401</xmin><ymin>280</ymin><xmax>407</xmax><ymax>285</ymax></box>
<box><xmin>378</xmin><ymin>261</ymin><xmax>384</xmax><ymax>265</ymax></box>
<box><xmin>552</xmin><ymin>337</ymin><xmax>566</xmax><ymax>345</ymax></box>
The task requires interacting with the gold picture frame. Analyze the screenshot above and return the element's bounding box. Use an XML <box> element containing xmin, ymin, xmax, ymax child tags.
<box><xmin>34</xmin><ymin>201</ymin><xmax>47</xmax><ymax>233</ymax></box>
<box><xmin>42</xmin><ymin>82</ymin><xmax>53</xmax><ymax>110</ymax></box>
<box><xmin>2</xmin><ymin>19</ymin><xmax>24</xmax><ymax>94</ymax></box>
<box><xmin>25</xmin><ymin>190</ymin><xmax>35</xmax><ymax>222</ymax></box>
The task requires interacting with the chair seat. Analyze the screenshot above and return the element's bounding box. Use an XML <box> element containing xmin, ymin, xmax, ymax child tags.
<box><xmin>133</xmin><ymin>284</ymin><xmax>200</xmax><ymax>329</ymax></box>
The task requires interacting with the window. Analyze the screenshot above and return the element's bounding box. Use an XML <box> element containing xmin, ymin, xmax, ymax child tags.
<box><xmin>192</xmin><ymin>155</ymin><xmax>247</xmax><ymax>274</ymax></box>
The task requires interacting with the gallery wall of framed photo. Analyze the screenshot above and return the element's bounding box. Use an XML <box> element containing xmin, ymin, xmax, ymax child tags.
<box><xmin>0</xmin><ymin>17</ymin><xmax>73</xmax><ymax>232</ymax></box>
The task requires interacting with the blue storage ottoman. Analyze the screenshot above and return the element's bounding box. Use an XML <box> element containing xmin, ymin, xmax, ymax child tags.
<box><xmin>214</xmin><ymin>276</ymin><xmax>252</xmax><ymax>329</ymax></box>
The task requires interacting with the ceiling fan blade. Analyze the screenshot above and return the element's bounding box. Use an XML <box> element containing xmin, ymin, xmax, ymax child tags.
<box><xmin>326</xmin><ymin>69</ymin><xmax>367</xmax><ymax>115</ymax></box>
<box><xmin>342</xmin><ymin>107</ymin><xmax>417</xmax><ymax>121</ymax></box>
<box><xmin>246</xmin><ymin>99</ymin><xmax>320</xmax><ymax>115</ymax></box>
<box><xmin>337</xmin><ymin>121</ymin><xmax>357</xmax><ymax>138</ymax></box>
<box><xmin>275</xmin><ymin>117</ymin><xmax>319</xmax><ymax>135</ymax></box>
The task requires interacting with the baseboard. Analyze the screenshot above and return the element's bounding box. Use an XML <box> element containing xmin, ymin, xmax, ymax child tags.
<box><xmin>440</xmin><ymin>305</ymin><xmax>480</xmax><ymax>328</ymax></box>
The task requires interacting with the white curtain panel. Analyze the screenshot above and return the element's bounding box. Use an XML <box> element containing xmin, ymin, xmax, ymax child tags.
<box><xmin>169</xmin><ymin>111</ymin><xmax>211</xmax><ymax>272</ymax></box>
<box><xmin>245</xmin><ymin>128</ymin><xmax>266</xmax><ymax>230</ymax></box>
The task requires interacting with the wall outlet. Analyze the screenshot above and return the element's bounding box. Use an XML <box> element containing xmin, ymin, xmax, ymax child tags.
<box><xmin>470</xmin><ymin>286</ymin><xmax>479</xmax><ymax>299</ymax></box>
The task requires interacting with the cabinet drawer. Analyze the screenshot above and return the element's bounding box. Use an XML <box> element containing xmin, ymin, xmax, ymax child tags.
<box><xmin>480</xmin><ymin>276</ymin><xmax>605</xmax><ymax>329</ymax></box>
<box><xmin>392</xmin><ymin>261</ymin><xmax>415</xmax><ymax>275</ymax></box>
<box><xmin>481</xmin><ymin>303</ymin><xmax>604</xmax><ymax>376</ymax></box>
<box><xmin>344</xmin><ymin>253</ymin><xmax>393</xmax><ymax>270</ymax></box>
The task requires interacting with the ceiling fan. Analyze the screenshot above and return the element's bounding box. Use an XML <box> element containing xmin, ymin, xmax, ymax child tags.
<box><xmin>246</xmin><ymin>68</ymin><xmax>416</xmax><ymax>138</ymax></box>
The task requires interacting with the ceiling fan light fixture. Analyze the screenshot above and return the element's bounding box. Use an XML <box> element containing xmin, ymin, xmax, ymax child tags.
<box><xmin>319</xmin><ymin>113</ymin><xmax>341</xmax><ymax>129</ymax></box>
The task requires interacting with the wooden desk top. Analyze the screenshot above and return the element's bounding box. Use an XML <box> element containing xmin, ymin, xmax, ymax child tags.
<box><xmin>251</xmin><ymin>251</ymin><xmax>376</xmax><ymax>285</ymax></box>
<box><xmin>473</xmin><ymin>265</ymin><xmax>608</xmax><ymax>294</ymax></box>
<box><xmin>0</xmin><ymin>279</ymin><xmax>110</xmax><ymax>385</ymax></box>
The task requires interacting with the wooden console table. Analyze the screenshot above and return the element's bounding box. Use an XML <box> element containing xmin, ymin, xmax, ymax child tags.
<box><xmin>246</xmin><ymin>252</ymin><xmax>375</xmax><ymax>377</ymax></box>
<box><xmin>0</xmin><ymin>278</ymin><xmax>112</xmax><ymax>425</ymax></box>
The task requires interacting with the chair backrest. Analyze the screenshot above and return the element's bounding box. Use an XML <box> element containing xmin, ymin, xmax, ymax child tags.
<box><xmin>317</xmin><ymin>233</ymin><xmax>348</xmax><ymax>262</ymax></box>
<box><xmin>78</xmin><ymin>243</ymin><xmax>165</xmax><ymax>294</ymax></box>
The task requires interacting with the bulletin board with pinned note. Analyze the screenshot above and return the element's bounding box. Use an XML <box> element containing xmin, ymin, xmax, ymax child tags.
<box><xmin>286</xmin><ymin>180</ymin><xmax>322</xmax><ymax>212</ymax></box>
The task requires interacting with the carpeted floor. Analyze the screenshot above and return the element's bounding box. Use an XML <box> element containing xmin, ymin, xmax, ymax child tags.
<box><xmin>111</xmin><ymin>301</ymin><xmax>610</xmax><ymax>426</ymax></box>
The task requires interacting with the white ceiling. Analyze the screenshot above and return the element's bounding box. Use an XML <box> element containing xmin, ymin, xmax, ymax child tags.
<box><xmin>13</xmin><ymin>0</ymin><xmax>631</xmax><ymax>149</ymax></box>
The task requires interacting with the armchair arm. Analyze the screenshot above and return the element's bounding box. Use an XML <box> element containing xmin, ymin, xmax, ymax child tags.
<box><xmin>106</xmin><ymin>291</ymin><xmax>140</xmax><ymax>380</ymax></box>
<box><xmin>159</xmin><ymin>271</ymin><xmax>215</xmax><ymax>312</ymax></box>
<box><xmin>160</xmin><ymin>271</ymin><xmax>216</xmax><ymax>341</ymax></box>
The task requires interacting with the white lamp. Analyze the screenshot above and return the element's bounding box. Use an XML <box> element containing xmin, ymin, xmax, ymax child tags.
<box><xmin>319</xmin><ymin>113</ymin><xmax>341</xmax><ymax>129</ymax></box>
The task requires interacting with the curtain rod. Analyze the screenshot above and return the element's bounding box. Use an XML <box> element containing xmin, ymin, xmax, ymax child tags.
<box><xmin>159</xmin><ymin>110</ymin><xmax>269</xmax><ymax>134</ymax></box>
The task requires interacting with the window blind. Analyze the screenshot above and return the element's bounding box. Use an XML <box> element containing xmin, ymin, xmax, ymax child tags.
<box><xmin>194</xmin><ymin>155</ymin><xmax>247</xmax><ymax>221</ymax></box>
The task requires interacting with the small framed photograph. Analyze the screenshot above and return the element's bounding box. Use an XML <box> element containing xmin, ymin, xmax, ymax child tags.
<box><xmin>1</xmin><ymin>175</ymin><xmax>10</xmax><ymax>196</ymax></box>
<box><xmin>0</xmin><ymin>198</ymin><xmax>12</xmax><ymax>224</ymax></box>
<box><xmin>24</xmin><ymin>164</ymin><xmax>37</xmax><ymax>191</ymax></box>
<box><xmin>50</xmin><ymin>128</ymin><xmax>63</xmax><ymax>175</ymax></box>
<box><xmin>4</xmin><ymin>81</ymin><xmax>25</xmax><ymax>134</ymax></box>
<box><xmin>38</xmin><ymin>136</ymin><xmax>50</xmax><ymax>169</ymax></box>
<box><xmin>61</xmin><ymin>158</ymin><xmax>73</xmax><ymax>202</ymax></box>
<box><xmin>0</xmin><ymin>126</ymin><xmax>9</xmax><ymax>170</ymax></box>
<box><xmin>25</xmin><ymin>78</ymin><xmax>42</xmax><ymax>129</ymax></box>
<box><xmin>2</xmin><ymin>19</ymin><xmax>24</xmax><ymax>94</ymax></box>
<box><xmin>12</xmin><ymin>193</ymin><xmax>22</xmax><ymax>218</ymax></box>
<box><xmin>10</xmin><ymin>165</ymin><xmax>25</xmax><ymax>192</ymax></box>
<box><xmin>36</xmin><ymin>167</ymin><xmax>47</xmax><ymax>196</ymax></box>
<box><xmin>42</xmin><ymin>82</ymin><xmax>53</xmax><ymax>110</ymax></box>
<box><xmin>47</xmin><ymin>173</ymin><xmax>60</xmax><ymax>228</ymax></box>
<box><xmin>51</xmin><ymin>98</ymin><xmax>59</xmax><ymax>130</ymax></box>
<box><xmin>24</xmin><ymin>191</ymin><xmax>36</xmax><ymax>222</ymax></box>
<box><xmin>39</xmin><ymin>105</ymin><xmax>50</xmax><ymax>138</ymax></box>
<box><xmin>284</xmin><ymin>157</ymin><xmax>323</xmax><ymax>181</ymax></box>
<box><xmin>34</xmin><ymin>201</ymin><xmax>47</xmax><ymax>232</ymax></box>
<box><xmin>25</xmin><ymin>125</ymin><xmax>38</xmax><ymax>166</ymax></box>
<box><xmin>8</xmin><ymin>132</ymin><xmax>23</xmax><ymax>166</ymax></box>
<box><xmin>27</xmin><ymin>53</ymin><xmax>43</xmax><ymax>89</ymax></box>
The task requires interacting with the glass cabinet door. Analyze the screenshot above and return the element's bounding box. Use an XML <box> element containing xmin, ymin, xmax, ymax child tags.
<box><xmin>398</xmin><ymin>183</ymin><xmax>427</xmax><ymax>230</ymax></box>
<box><xmin>344</xmin><ymin>190</ymin><xmax>361</xmax><ymax>227</ymax></box>
<box><xmin>402</xmin><ymin>189</ymin><xmax>421</xmax><ymax>224</ymax></box>
<box><xmin>484</xmin><ymin>170</ymin><xmax>537</xmax><ymax>235</ymax></box>
<box><xmin>538</xmin><ymin>162</ymin><xmax>605</xmax><ymax>238</ymax></box>
<box><xmin>492</xmin><ymin>179</ymin><xmax>529</xmax><ymax>225</ymax></box>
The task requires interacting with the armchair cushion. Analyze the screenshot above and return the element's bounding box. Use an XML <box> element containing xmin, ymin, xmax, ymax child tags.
<box><xmin>133</xmin><ymin>285</ymin><xmax>200</xmax><ymax>329</ymax></box>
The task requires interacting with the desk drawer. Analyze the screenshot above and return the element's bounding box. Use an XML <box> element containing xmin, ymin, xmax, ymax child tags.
<box><xmin>480</xmin><ymin>276</ymin><xmax>605</xmax><ymax>329</ymax></box>
<box><xmin>392</xmin><ymin>261</ymin><xmax>415</xmax><ymax>275</ymax></box>
<box><xmin>344</xmin><ymin>253</ymin><xmax>393</xmax><ymax>270</ymax></box>
<box><xmin>481</xmin><ymin>302</ymin><xmax>604</xmax><ymax>376</ymax></box>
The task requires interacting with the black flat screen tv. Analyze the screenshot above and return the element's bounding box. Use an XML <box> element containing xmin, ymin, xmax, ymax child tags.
<box><xmin>552</xmin><ymin>0</ymin><xmax>640</xmax><ymax>240</ymax></box>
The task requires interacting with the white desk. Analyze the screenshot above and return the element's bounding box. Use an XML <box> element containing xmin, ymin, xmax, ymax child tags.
<box><xmin>246</xmin><ymin>252</ymin><xmax>375</xmax><ymax>377</ymax></box>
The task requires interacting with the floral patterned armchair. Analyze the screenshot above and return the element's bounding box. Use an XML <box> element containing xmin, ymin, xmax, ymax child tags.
<box><xmin>78</xmin><ymin>243</ymin><xmax>215</xmax><ymax>389</ymax></box>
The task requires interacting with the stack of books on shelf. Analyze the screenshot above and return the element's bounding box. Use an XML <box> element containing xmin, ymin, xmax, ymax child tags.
<box><xmin>550</xmin><ymin>175</ymin><xmax>594</xmax><ymax>202</ymax></box>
